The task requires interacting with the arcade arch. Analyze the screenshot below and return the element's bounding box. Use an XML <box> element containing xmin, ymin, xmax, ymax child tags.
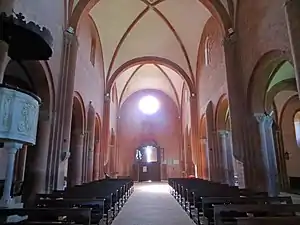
<box><xmin>66</xmin><ymin>94</ymin><xmax>86</xmax><ymax>187</ymax></box>
<box><xmin>2</xmin><ymin>60</ymin><xmax>54</xmax><ymax>205</ymax></box>
<box><xmin>215</xmin><ymin>95</ymin><xmax>235</xmax><ymax>185</ymax></box>
<box><xmin>248</xmin><ymin>51</ymin><xmax>298</xmax><ymax>193</ymax></box>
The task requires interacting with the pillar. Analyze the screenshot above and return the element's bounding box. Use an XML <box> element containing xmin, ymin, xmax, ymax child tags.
<box><xmin>0</xmin><ymin>0</ymin><xmax>15</xmax><ymax>83</ymax></box>
<box><xmin>219</xmin><ymin>130</ymin><xmax>229</xmax><ymax>184</ymax></box>
<box><xmin>53</xmin><ymin>29</ymin><xmax>79</xmax><ymax>189</ymax></box>
<box><xmin>222</xmin><ymin>34</ymin><xmax>257</xmax><ymax>189</ymax></box>
<box><xmin>69</xmin><ymin>132</ymin><xmax>84</xmax><ymax>186</ymax></box>
<box><xmin>206</xmin><ymin>102</ymin><xmax>217</xmax><ymax>181</ymax></box>
<box><xmin>100</xmin><ymin>94</ymin><xmax>111</xmax><ymax>176</ymax></box>
<box><xmin>284</xmin><ymin>0</ymin><xmax>300</xmax><ymax>96</ymax></box>
<box><xmin>190</xmin><ymin>94</ymin><xmax>200</xmax><ymax>176</ymax></box>
<box><xmin>0</xmin><ymin>142</ymin><xmax>22</xmax><ymax>207</ymax></box>
<box><xmin>15</xmin><ymin>145</ymin><xmax>27</xmax><ymax>182</ymax></box>
<box><xmin>31</xmin><ymin>112</ymin><xmax>52</xmax><ymax>194</ymax></box>
<box><xmin>200</xmin><ymin>138</ymin><xmax>210</xmax><ymax>180</ymax></box>
<box><xmin>82</xmin><ymin>132</ymin><xmax>88</xmax><ymax>183</ymax></box>
<box><xmin>255</xmin><ymin>114</ymin><xmax>279</xmax><ymax>196</ymax></box>
<box><xmin>93</xmin><ymin>140</ymin><xmax>100</xmax><ymax>180</ymax></box>
<box><xmin>87</xmin><ymin>102</ymin><xmax>96</xmax><ymax>182</ymax></box>
<box><xmin>218</xmin><ymin>130</ymin><xmax>235</xmax><ymax>185</ymax></box>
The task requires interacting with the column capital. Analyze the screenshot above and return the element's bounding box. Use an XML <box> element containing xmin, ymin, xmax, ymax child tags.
<box><xmin>254</xmin><ymin>113</ymin><xmax>274</xmax><ymax>127</ymax></box>
<box><xmin>218</xmin><ymin>130</ymin><xmax>229</xmax><ymax>137</ymax></box>
<box><xmin>199</xmin><ymin>137</ymin><xmax>207</xmax><ymax>144</ymax></box>
<box><xmin>222</xmin><ymin>33</ymin><xmax>237</xmax><ymax>47</ymax></box>
<box><xmin>39</xmin><ymin>110</ymin><xmax>51</xmax><ymax>121</ymax></box>
<box><xmin>3</xmin><ymin>142</ymin><xmax>22</xmax><ymax>152</ymax></box>
<box><xmin>104</xmin><ymin>93</ymin><xmax>111</xmax><ymax>102</ymax></box>
<box><xmin>284</xmin><ymin>0</ymin><xmax>298</xmax><ymax>7</ymax></box>
<box><xmin>64</xmin><ymin>29</ymin><xmax>78</xmax><ymax>47</ymax></box>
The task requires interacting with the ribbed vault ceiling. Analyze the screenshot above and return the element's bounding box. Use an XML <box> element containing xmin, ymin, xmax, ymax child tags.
<box><xmin>116</xmin><ymin>64</ymin><xmax>184</xmax><ymax>106</ymax></box>
<box><xmin>87</xmin><ymin>0</ymin><xmax>213</xmax><ymax>106</ymax></box>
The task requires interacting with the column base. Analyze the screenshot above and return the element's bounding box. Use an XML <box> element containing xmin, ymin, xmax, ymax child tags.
<box><xmin>0</xmin><ymin>196</ymin><xmax>23</xmax><ymax>208</ymax></box>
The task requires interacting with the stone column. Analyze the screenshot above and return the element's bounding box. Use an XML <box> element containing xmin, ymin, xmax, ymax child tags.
<box><xmin>284</xmin><ymin>0</ymin><xmax>300</xmax><ymax>96</ymax></box>
<box><xmin>222</xmin><ymin>34</ymin><xmax>257</xmax><ymax>188</ymax></box>
<box><xmin>53</xmin><ymin>30</ymin><xmax>79</xmax><ymax>189</ymax></box>
<box><xmin>31</xmin><ymin>112</ymin><xmax>51</xmax><ymax>194</ymax></box>
<box><xmin>218</xmin><ymin>130</ymin><xmax>235</xmax><ymax>185</ymax></box>
<box><xmin>255</xmin><ymin>114</ymin><xmax>279</xmax><ymax>196</ymax></box>
<box><xmin>87</xmin><ymin>102</ymin><xmax>96</xmax><ymax>182</ymax></box>
<box><xmin>227</xmin><ymin>131</ymin><xmax>236</xmax><ymax>186</ymax></box>
<box><xmin>15</xmin><ymin>145</ymin><xmax>27</xmax><ymax>182</ymax></box>
<box><xmin>190</xmin><ymin>94</ymin><xmax>200</xmax><ymax>175</ymax></box>
<box><xmin>82</xmin><ymin>132</ymin><xmax>88</xmax><ymax>183</ymax></box>
<box><xmin>100</xmin><ymin>94</ymin><xmax>111</xmax><ymax>177</ymax></box>
<box><xmin>206</xmin><ymin>102</ymin><xmax>217</xmax><ymax>181</ymax></box>
<box><xmin>69</xmin><ymin>132</ymin><xmax>84</xmax><ymax>186</ymax></box>
<box><xmin>0</xmin><ymin>0</ymin><xmax>15</xmax><ymax>83</ymax></box>
<box><xmin>0</xmin><ymin>142</ymin><xmax>22</xmax><ymax>207</ymax></box>
<box><xmin>93</xmin><ymin>140</ymin><xmax>100</xmax><ymax>180</ymax></box>
<box><xmin>200</xmin><ymin>138</ymin><xmax>210</xmax><ymax>180</ymax></box>
<box><xmin>219</xmin><ymin>130</ymin><xmax>229</xmax><ymax>184</ymax></box>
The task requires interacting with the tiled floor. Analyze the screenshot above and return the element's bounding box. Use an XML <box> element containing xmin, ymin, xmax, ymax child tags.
<box><xmin>112</xmin><ymin>182</ymin><xmax>195</xmax><ymax>225</ymax></box>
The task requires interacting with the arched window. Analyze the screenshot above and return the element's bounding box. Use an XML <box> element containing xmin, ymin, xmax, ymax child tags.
<box><xmin>294</xmin><ymin>111</ymin><xmax>300</xmax><ymax>147</ymax></box>
<box><xmin>204</xmin><ymin>36</ymin><xmax>213</xmax><ymax>66</ymax></box>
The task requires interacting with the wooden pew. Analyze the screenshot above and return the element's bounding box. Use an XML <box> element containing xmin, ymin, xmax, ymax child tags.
<box><xmin>199</xmin><ymin>196</ymin><xmax>292</xmax><ymax>225</ymax></box>
<box><xmin>0</xmin><ymin>208</ymin><xmax>92</xmax><ymax>225</ymax></box>
<box><xmin>35</xmin><ymin>179</ymin><xmax>133</xmax><ymax>224</ymax></box>
<box><xmin>214</xmin><ymin>204</ymin><xmax>300</xmax><ymax>225</ymax></box>
<box><xmin>36</xmin><ymin>198</ymin><xmax>106</xmax><ymax>224</ymax></box>
<box><xmin>236</xmin><ymin>216</ymin><xmax>300</xmax><ymax>225</ymax></box>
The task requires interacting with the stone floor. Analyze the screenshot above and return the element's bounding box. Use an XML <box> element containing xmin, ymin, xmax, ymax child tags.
<box><xmin>112</xmin><ymin>182</ymin><xmax>195</xmax><ymax>225</ymax></box>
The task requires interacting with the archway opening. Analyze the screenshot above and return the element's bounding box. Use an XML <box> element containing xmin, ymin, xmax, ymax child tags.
<box><xmin>66</xmin><ymin>96</ymin><xmax>85</xmax><ymax>187</ymax></box>
<box><xmin>216</xmin><ymin>96</ymin><xmax>235</xmax><ymax>186</ymax></box>
<box><xmin>249</xmin><ymin>53</ymin><xmax>297</xmax><ymax>192</ymax></box>
<box><xmin>294</xmin><ymin>111</ymin><xmax>300</xmax><ymax>148</ymax></box>
<box><xmin>134</xmin><ymin>142</ymin><xmax>161</xmax><ymax>182</ymax></box>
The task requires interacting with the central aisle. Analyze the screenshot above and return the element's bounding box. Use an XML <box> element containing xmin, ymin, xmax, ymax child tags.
<box><xmin>112</xmin><ymin>182</ymin><xmax>195</xmax><ymax>225</ymax></box>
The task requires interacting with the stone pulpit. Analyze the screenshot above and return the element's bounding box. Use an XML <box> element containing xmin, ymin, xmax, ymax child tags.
<box><xmin>0</xmin><ymin>84</ymin><xmax>40</xmax><ymax>208</ymax></box>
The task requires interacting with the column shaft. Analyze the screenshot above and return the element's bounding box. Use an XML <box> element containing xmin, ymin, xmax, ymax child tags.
<box><xmin>190</xmin><ymin>95</ymin><xmax>200</xmax><ymax>176</ymax></box>
<box><xmin>219</xmin><ymin>131</ymin><xmax>229</xmax><ymax>184</ymax></box>
<box><xmin>87</xmin><ymin>102</ymin><xmax>96</xmax><ymax>182</ymax></box>
<box><xmin>100</xmin><ymin>98</ymin><xmax>111</xmax><ymax>176</ymax></box>
<box><xmin>0</xmin><ymin>142</ymin><xmax>22</xmax><ymax>206</ymax></box>
<box><xmin>15</xmin><ymin>145</ymin><xmax>27</xmax><ymax>182</ymax></box>
<box><xmin>223</xmin><ymin>35</ymin><xmax>257</xmax><ymax>188</ymax></box>
<box><xmin>93</xmin><ymin>141</ymin><xmax>100</xmax><ymax>180</ymax></box>
<box><xmin>68</xmin><ymin>133</ymin><xmax>84</xmax><ymax>186</ymax></box>
<box><xmin>52</xmin><ymin>30</ymin><xmax>79</xmax><ymax>189</ymax></box>
<box><xmin>255</xmin><ymin>114</ymin><xmax>279</xmax><ymax>196</ymax></box>
<box><xmin>32</xmin><ymin>118</ymin><xmax>51</xmax><ymax>193</ymax></box>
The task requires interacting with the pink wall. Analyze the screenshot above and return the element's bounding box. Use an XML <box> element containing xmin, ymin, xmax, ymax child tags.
<box><xmin>117</xmin><ymin>90</ymin><xmax>182</xmax><ymax>178</ymax></box>
<box><xmin>74</xmin><ymin>15</ymin><xmax>105</xmax><ymax>119</ymax></box>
